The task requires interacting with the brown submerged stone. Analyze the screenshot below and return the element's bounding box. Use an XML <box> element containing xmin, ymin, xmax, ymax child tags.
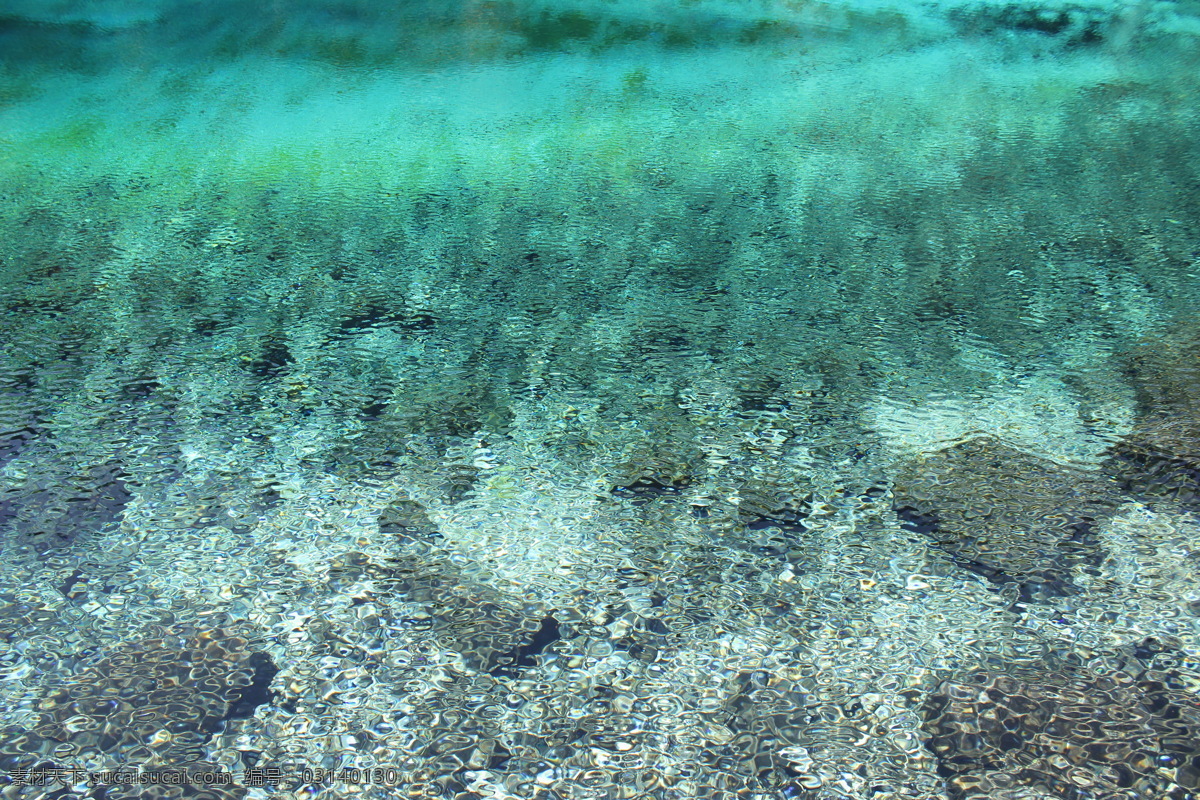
<box><xmin>892</xmin><ymin>437</ymin><xmax>1117</xmax><ymax>602</ymax></box>
<box><xmin>1108</xmin><ymin>325</ymin><xmax>1200</xmax><ymax>511</ymax></box>
<box><xmin>922</xmin><ymin>641</ymin><xmax>1200</xmax><ymax>799</ymax></box>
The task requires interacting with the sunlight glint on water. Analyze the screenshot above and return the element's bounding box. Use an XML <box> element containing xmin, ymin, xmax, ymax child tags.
<box><xmin>1</xmin><ymin>1</ymin><xmax>1200</xmax><ymax>798</ymax></box>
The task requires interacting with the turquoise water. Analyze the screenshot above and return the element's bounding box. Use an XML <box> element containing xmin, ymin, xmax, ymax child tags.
<box><xmin>1</xmin><ymin>1</ymin><xmax>1200</xmax><ymax>798</ymax></box>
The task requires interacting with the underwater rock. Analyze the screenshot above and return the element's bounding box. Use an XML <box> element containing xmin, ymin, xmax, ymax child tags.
<box><xmin>334</xmin><ymin>303</ymin><xmax>437</xmax><ymax>335</ymax></box>
<box><xmin>1108</xmin><ymin>327</ymin><xmax>1200</xmax><ymax>511</ymax></box>
<box><xmin>377</xmin><ymin>498</ymin><xmax>442</xmax><ymax>542</ymax></box>
<box><xmin>734</xmin><ymin>479</ymin><xmax>810</xmax><ymax>533</ymax></box>
<box><xmin>489</xmin><ymin>615</ymin><xmax>562</xmax><ymax>678</ymax></box>
<box><xmin>247</xmin><ymin>337</ymin><xmax>293</xmax><ymax>379</ymax></box>
<box><xmin>922</xmin><ymin>644</ymin><xmax>1200</xmax><ymax>799</ymax></box>
<box><xmin>611</xmin><ymin>475</ymin><xmax>690</xmax><ymax>504</ymax></box>
<box><xmin>323</xmin><ymin>551</ymin><xmax>552</xmax><ymax>676</ymax></box>
<box><xmin>1108</xmin><ymin>426</ymin><xmax>1200</xmax><ymax>511</ymax></box>
<box><xmin>0</xmin><ymin>627</ymin><xmax>275</xmax><ymax>798</ymax></box>
<box><xmin>0</xmin><ymin>370</ymin><xmax>40</xmax><ymax>469</ymax></box>
<box><xmin>945</xmin><ymin>2</ymin><xmax>1111</xmax><ymax>46</ymax></box>
<box><xmin>3</xmin><ymin>460</ymin><xmax>131</xmax><ymax>545</ymax></box>
<box><xmin>32</xmin><ymin>628</ymin><xmax>271</xmax><ymax>750</ymax></box>
<box><xmin>893</xmin><ymin>437</ymin><xmax>1116</xmax><ymax>604</ymax></box>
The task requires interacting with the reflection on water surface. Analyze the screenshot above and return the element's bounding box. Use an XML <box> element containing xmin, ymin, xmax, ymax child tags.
<box><xmin>2</xmin><ymin>0</ymin><xmax>1200</xmax><ymax>797</ymax></box>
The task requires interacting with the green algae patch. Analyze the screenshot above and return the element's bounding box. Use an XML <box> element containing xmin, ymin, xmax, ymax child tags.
<box><xmin>0</xmin><ymin>73</ymin><xmax>38</xmax><ymax>103</ymax></box>
<box><xmin>34</xmin><ymin>118</ymin><xmax>104</xmax><ymax>153</ymax></box>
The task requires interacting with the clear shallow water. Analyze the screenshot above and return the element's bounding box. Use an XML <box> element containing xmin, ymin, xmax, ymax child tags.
<box><xmin>1</xmin><ymin>1</ymin><xmax>1200</xmax><ymax>798</ymax></box>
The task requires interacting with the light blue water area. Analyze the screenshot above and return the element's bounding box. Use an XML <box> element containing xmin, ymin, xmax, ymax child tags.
<box><xmin>2</xmin><ymin>1</ymin><xmax>1200</xmax><ymax>798</ymax></box>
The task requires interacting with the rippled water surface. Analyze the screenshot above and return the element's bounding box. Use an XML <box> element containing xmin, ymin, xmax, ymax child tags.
<box><xmin>2</xmin><ymin>1</ymin><xmax>1200</xmax><ymax>798</ymax></box>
